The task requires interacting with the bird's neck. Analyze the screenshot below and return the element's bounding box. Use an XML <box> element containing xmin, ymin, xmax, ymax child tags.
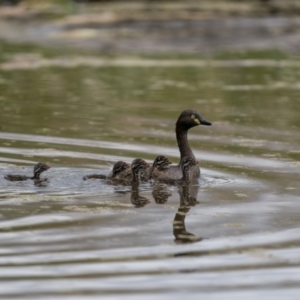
<box><xmin>176</xmin><ymin>126</ymin><xmax>194</xmax><ymax>160</ymax></box>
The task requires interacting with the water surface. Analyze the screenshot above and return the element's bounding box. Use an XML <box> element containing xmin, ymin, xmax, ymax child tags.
<box><xmin>0</xmin><ymin>45</ymin><xmax>300</xmax><ymax>299</ymax></box>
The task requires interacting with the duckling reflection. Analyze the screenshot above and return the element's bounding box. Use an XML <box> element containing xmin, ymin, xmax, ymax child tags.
<box><xmin>152</xmin><ymin>184</ymin><xmax>172</xmax><ymax>204</ymax></box>
<box><xmin>33</xmin><ymin>178</ymin><xmax>49</xmax><ymax>187</ymax></box>
<box><xmin>173</xmin><ymin>182</ymin><xmax>202</xmax><ymax>244</ymax></box>
<box><xmin>130</xmin><ymin>159</ymin><xmax>151</xmax><ymax>207</ymax></box>
<box><xmin>131</xmin><ymin>184</ymin><xmax>151</xmax><ymax>208</ymax></box>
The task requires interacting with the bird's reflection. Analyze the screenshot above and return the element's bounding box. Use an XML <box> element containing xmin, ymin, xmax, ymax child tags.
<box><xmin>130</xmin><ymin>184</ymin><xmax>151</xmax><ymax>208</ymax></box>
<box><xmin>173</xmin><ymin>183</ymin><xmax>202</xmax><ymax>244</ymax></box>
<box><xmin>129</xmin><ymin>179</ymin><xmax>202</xmax><ymax>244</ymax></box>
<box><xmin>34</xmin><ymin>178</ymin><xmax>49</xmax><ymax>187</ymax></box>
<box><xmin>152</xmin><ymin>184</ymin><xmax>172</xmax><ymax>204</ymax></box>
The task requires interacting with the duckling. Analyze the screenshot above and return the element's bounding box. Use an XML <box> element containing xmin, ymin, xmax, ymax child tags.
<box><xmin>110</xmin><ymin>156</ymin><xmax>171</xmax><ymax>183</ymax></box>
<box><xmin>83</xmin><ymin>161</ymin><xmax>130</xmax><ymax>181</ymax></box>
<box><xmin>4</xmin><ymin>163</ymin><xmax>51</xmax><ymax>183</ymax></box>
<box><xmin>98</xmin><ymin>158</ymin><xmax>150</xmax><ymax>186</ymax></box>
<box><xmin>156</xmin><ymin>156</ymin><xmax>198</xmax><ymax>185</ymax></box>
<box><xmin>130</xmin><ymin>158</ymin><xmax>150</xmax><ymax>185</ymax></box>
<box><xmin>149</xmin><ymin>155</ymin><xmax>172</xmax><ymax>179</ymax></box>
<box><xmin>130</xmin><ymin>158</ymin><xmax>151</xmax><ymax>207</ymax></box>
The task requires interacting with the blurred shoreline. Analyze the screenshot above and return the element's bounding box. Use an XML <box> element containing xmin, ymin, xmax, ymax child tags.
<box><xmin>0</xmin><ymin>1</ymin><xmax>300</xmax><ymax>54</ymax></box>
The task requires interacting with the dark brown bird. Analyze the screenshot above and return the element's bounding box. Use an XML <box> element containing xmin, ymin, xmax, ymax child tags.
<box><xmin>107</xmin><ymin>158</ymin><xmax>150</xmax><ymax>186</ymax></box>
<box><xmin>4</xmin><ymin>163</ymin><xmax>51</xmax><ymax>182</ymax></box>
<box><xmin>130</xmin><ymin>158</ymin><xmax>150</xmax><ymax>185</ymax></box>
<box><xmin>151</xmin><ymin>110</ymin><xmax>211</xmax><ymax>180</ymax></box>
<box><xmin>83</xmin><ymin>161</ymin><xmax>130</xmax><ymax>181</ymax></box>
<box><xmin>156</xmin><ymin>156</ymin><xmax>198</xmax><ymax>185</ymax></box>
<box><xmin>149</xmin><ymin>155</ymin><xmax>172</xmax><ymax>179</ymax></box>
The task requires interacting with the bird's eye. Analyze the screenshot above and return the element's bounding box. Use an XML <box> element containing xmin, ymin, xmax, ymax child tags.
<box><xmin>191</xmin><ymin>114</ymin><xmax>200</xmax><ymax>124</ymax></box>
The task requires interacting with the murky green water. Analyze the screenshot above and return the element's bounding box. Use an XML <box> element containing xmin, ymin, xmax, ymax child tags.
<box><xmin>0</xmin><ymin>43</ymin><xmax>300</xmax><ymax>299</ymax></box>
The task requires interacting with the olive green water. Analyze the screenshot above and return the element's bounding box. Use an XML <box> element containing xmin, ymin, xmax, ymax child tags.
<box><xmin>0</xmin><ymin>44</ymin><xmax>300</xmax><ymax>299</ymax></box>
